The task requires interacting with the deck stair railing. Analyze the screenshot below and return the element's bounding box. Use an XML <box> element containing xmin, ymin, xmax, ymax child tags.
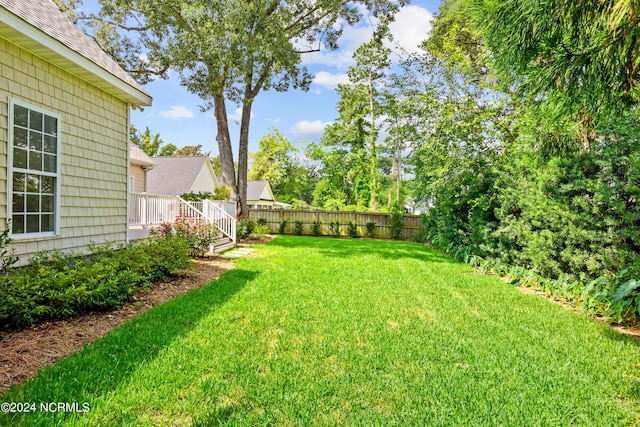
<box><xmin>178</xmin><ymin>198</ymin><xmax>237</xmax><ymax>243</ymax></box>
<box><xmin>130</xmin><ymin>193</ymin><xmax>237</xmax><ymax>244</ymax></box>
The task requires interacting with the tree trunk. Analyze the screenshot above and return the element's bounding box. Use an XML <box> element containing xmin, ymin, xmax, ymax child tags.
<box><xmin>368</xmin><ymin>67</ymin><xmax>378</xmax><ymax>211</ymax></box>
<box><xmin>213</xmin><ymin>92</ymin><xmax>238</xmax><ymax>213</ymax></box>
<box><xmin>237</xmin><ymin>98</ymin><xmax>253</xmax><ymax>218</ymax></box>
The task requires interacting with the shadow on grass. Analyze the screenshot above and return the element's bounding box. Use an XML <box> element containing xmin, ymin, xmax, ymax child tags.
<box><xmin>268</xmin><ymin>235</ymin><xmax>456</xmax><ymax>265</ymax></box>
<box><xmin>0</xmin><ymin>268</ymin><xmax>258</xmax><ymax>425</ymax></box>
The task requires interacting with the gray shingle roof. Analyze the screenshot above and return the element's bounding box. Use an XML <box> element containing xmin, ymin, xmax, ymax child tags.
<box><xmin>147</xmin><ymin>156</ymin><xmax>210</xmax><ymax>196</ymax></box>
<box><xmin>247</xmin><ymin>180</ymin><xmax>270</xmax><ymax>201</ymax></box>
<box><xmin>0</xmin><ymin>0</ymin><xmax>151</xmax><ymax>105</ymax></box>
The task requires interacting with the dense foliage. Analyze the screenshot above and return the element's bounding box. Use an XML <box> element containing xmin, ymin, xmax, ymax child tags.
<box><xmin>412</xmin><ymin>0</ymin><xmax>640</xmax><ymax>321</ymax></box>
<box><xmin>0</xmin><ymin>238</ymin><xmax>190</xmax><ymax>329</ymax></box>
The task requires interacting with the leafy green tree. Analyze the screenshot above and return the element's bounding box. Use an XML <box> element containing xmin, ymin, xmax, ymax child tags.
<box><xmin>173</xmin><ymin>144</ymin><xmax>210</xmax><ymax>157</ymax></box>
<box><xmin>61</xmin><ymin>0</ymin><xmax>407</xmax><ymax>218</ymax></box>
<box><xmin>345</xmin><ymin>32</ymin><xmax>392</xmax><ymax>211</ymax></box>
<box><xmin>130</xmin><ymin>125</ymin><xmax>177</xmax><ymax>156</ymax></box>
<box><xmin>249</xmin><ymin>129</ymin><xmax>316</xmax><ymax>204</ymax></box>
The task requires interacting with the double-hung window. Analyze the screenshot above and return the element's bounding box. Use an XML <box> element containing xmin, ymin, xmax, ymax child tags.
<box><xmin>9</xmin><ymin>99</ymin><xmax>60</xmax><ymax>237</ymax></box>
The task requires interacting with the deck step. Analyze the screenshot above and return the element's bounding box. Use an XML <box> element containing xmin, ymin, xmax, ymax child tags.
<box><xmin>211</xmin><ymin>238</ymin><xmax>236</xmax><ymax>254</ymax></box>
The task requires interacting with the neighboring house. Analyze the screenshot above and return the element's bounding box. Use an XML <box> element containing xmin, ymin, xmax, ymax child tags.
<box><xmin>246</xmin><ymin>180</ymin><xmax>278</xmax><ymax>209</ymax></box>
<box><xmin>0</xmin><ymin>0</ymin><xmax>152</xmax><ymax>262</ymax></box>
<box><xmin>147</xmin><ymin>156</ymin><xmax>218</xmax><ymax>196</ymax></box>
<box><xmin>129</xmin><ymin>144</ymin><xmax>156</xmax><ymax>193</ymax></box>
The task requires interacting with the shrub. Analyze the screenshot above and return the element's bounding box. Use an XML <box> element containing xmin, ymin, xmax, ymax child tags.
<box><xmin>311</xmin><ymin>221</ymin><xmax>322</xmax><ymax>237</ymax></box>
<box><xmin>329</xmin><ymin>221</ymin><xmax>341</xmax><ymax>237</ymax></box>
<box><xmin>256</xmin><ymin>218</ymin><xmax>268</xmax><ymax>226</ymax></box>
<box><xmin>0</xmin><ymin>222</ymin><xmax>18</xmax><ymax>273</ymax></box>
<box><xmin>0</xmin><ymin>239</ymin><xmax>190</xmax><ymax>329</ymax></box>
<box><xmin>294</xmin><ymin>220</ymin><xmax>304</xmax><ymax>235</ymax></box>
<box><xmin>390</xmin><ymin>208</ymin><xmax>404</xmax><ymax>240</ymax></box>
<box><xmin>278</xmin><ymin>220</ymin><xmax>287</xmax><ymax>234</ymax></box>
<box><xmin>251</xmin><ymin>224</ymin><xmax>270</xmax><ymax>238</ymax></box>
<box><xmin>365</xmin><ymin>222</ymin><xmax>376</xmax><ymax>238</ymax></box>
<box><xmin>236</xmin><ymin>218</ymin><xmax>256</xmax><ymax>240</ymax></box>
<box><xmin>153</xmin><ymin>215</ymin><xmax>219</xmax><ymax>257</ymax></box>
<box><xmin>347</xmin><ymin>221</ymin><xmax>358</xmax><ymax>238</ymax></box>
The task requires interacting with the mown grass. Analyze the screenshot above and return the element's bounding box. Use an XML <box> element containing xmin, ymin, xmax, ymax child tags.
<box><xmin>2</xmin><ymin>236</ymin><xmax>640</xmax><ymax>426</ymax></box>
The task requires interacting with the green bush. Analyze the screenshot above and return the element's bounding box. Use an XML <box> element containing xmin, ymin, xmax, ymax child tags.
<box><xmin>256</xmin><ymin>218</ymin><xmax>268</xmax><ymax>226</ymax></box>
<box><xmin>0</xmin><ymin>238</ymin><xmax>191</xmax><ymax>329</ymax></box>
<box><xmin>347</xmin><ymin>221</ymin><xmax>358</xmax><ymax>238</ymax></box>
<box><xmin>390</xmin><ymin>206</ymin><xmax>404</xmax><ymax>240</ymax></box>
<box><xmin>278</xmin><ymin>220</ymin><xmax>287</xmax><ymax>234</ymax></box>
<box><xmin>329</xmin><ymin>221</ymin><xmax>341</xmax><ymax>237</ymax></box>
<box><xmin>251</xmin><ymin>224</ymin><xmax>270</xmax><ymax>237</ymax></box>
<box><xmin>365</xmin><ymin>222</ymin><xmax>376</xmax><ymax>238</ymax></box>
<box><xmin>236</xmin><ymin>218</ymin><xmax>256</xmax><ymax>240</ymax></box>
<box><xmin>294</xmin><ymin>220</ymin><xmax>304</xmax><ymax>235</ymax></box>
<box><xmin>152</xmin><ymin>215</ymin><xmax>219</xmax><ymax>257</ymax></box>
<box><xmin>311</xmin><ymin>221</ymin><xmax>322</xmax><ymax>236</ymax></box>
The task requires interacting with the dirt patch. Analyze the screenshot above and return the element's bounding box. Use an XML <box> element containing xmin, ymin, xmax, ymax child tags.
<box><xmin>0</xmin><ymin>256</ymin><xmax>234</xmax><ymax>394</ymax></box>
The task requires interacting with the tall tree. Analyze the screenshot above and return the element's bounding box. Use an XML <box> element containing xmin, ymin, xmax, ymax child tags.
<box><xmin>474</xmin><ymin>0</ymin><xmax>640</xmax><ymax>140</ymax></box>
<box><xmin>249</xmin><ymin>128</ymin><xmax>315</xmax><ymax>204</ymax></box>
<box><xmin>59</xmin><ymin>0</ymin><xmax>407</xmax><ymax>217</ymax></box>
<box><xmin>346</xmin><ymin>32</ymin><xmax>392</xmax><ymax>210</ymax></box>
<box><xmin>130</xmin><ymin>125</ymin><xmax>177</xmax><ymax>156</ymax></box>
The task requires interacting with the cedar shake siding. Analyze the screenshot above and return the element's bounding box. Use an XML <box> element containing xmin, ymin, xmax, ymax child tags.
<box><xmin>0</xmin><ymin>37</ymin><xmax>128</xmax><ymax>260</ymax></box>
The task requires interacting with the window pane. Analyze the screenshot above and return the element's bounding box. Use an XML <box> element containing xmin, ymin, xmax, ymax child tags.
<box><xmin>44</xmin><ymin>135</ymin><xmax>57</xmax><ymax>154</ymax></box>
<box><xmin>44</xmin><ymin>115</ymin><xmax>57</xmax><ymax>135</ymax></box>
<box><xmin>44</xmin><ymin>154</ymin><xmax>57</xmax><ymax>173</ymax></box>
<box><xmin>12</xmin><ymin>194</ymin><xmax>24</xmax><ymax>213</ymax></box>
<box><xmin>13</xmin><ymin>173</ymin><xmax>25</xmax><ymax>192</ymax></box>
<box><xmin>41</xmin><ymin>195</ymin><xmax>54</xmax><ymax>213</ymax></box>
<box><xmin>29</xmin><ymin>151</ymin><xmax>42</xmax><ymax>171</ymax></box>
<box><xmin>14</xmin><ymin>105</ymin><xmax>28</xmax><ymax>127</ymax></box>
<box><xmin>26</xmin><ymin>215</ymin><xmax>39</xmax><ymax>233</ymax></box>
<box><xmin>29</xmin><ymin>131</ymin><xmax>43</xmax><ymax>151</ymax></box>
<box><xmin>26</xmin><ymin>175</ymin><xmax>39</xmax><ymax>193</ymax></box>
<box><xmin>14</xmin><ymin>128</ymin><xmax>27</xmax><ymax>148</ymax></box>
<box><xmin>12</xmin><ymin>215</ymin><xmax>24</xmax><ymax>234</ymax></box>
<box><xmin>13</xmin><ymin>148</ymin><xmax>27</xmax><ymax>169</ymax></box>
<box><xmin>41</xmin><ymin>176</ymin><xmax>54</xmax><ymax>194</ymax></box>
<box><xmin>29</xmin><ymin>111</ymin><xmax>42</xmax><ymax>131</ymax></box>
<box><xmin>41</xmin><ymin>215</ymin><xmax>54</xmax><ymax>232</ymax></box>
<box><xmin>26</xmin><ymin>195</ymin><xmax>39</xmax><ymax>213</ymax></box>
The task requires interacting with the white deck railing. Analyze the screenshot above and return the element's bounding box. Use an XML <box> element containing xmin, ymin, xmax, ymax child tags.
<box><xmin>178</xmin><ymin>198</ymin><xmax>237</xmax><ymax>243</ymax></box>
<box><xmin>129</xmin><ymin>192</ymin><xmax>237</xmax><ymax>243</ymax></box>
<box><xmin>129</xmin><ymin>193</ymin><xmax>180</xmax><ymax>227</ymax></box>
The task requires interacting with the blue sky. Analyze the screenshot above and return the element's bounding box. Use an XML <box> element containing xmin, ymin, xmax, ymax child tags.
<box><xmin>125</xmin><ymin>1</ymin><xmax>442</xmax><ymax>157</ymax></box>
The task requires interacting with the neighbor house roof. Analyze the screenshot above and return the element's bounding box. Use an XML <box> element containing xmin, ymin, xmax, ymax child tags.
<box><xmin>129</xmin><ymin>144</ymin><xmax>156</xmax><ymax>168</ymax></box>
<box><xmin>0</xmin><ymin>0</ymin><xmax>151</xmax><ymax>106</ymax></box>
<box><xmin>147</xmin><ymin>156</ymin><xmax>217</xmax><ymax>196</ymax></box>
<box><xmin>247</xmin><ymin>180</ymin><xmax>275</xmax><ymax>202</ymax></box>
<box><xmin>216</xmin><ymin>177</ymin><xmax>276</xmax><ymax>202</ymax></box>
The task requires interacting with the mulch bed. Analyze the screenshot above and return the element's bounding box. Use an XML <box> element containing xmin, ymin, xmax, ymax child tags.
<box><xmin>0</xmin><ymin>256</ymin><xmax>234</xmax><ymax>394</ymax></box>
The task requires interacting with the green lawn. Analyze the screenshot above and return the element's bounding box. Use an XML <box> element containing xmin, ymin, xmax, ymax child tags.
<box><xmin>2</xmin><ymin>236</ymin><xmax>640</xmax><ymax>426</ymax></box>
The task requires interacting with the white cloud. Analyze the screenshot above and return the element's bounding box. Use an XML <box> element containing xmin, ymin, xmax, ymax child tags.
<box><xmin>291</xmin><ymin>120</ymin><xmax>332</xmax><ymax>140</ymax></box>
<box><xmin>158</xmin><ymin>105</ymin><xmax>194</xmax><ymax>120</ymax></box>
<box><xmin>313</xmin><ymin>71</ymin><xmax>350</xmax><ymax>89</ymax></box>
<box><xmin>300</xmin><ymin>5</ymin><xmax>433</xmax><ymax>69</ymax></box>
<box><xmin>388</xmin><ymin>6</ymin><xmax>433</xmax><ymax>54</ymax></box>
<box><xmin>228</xmin><ymin>107</ymin><xmax>255</xmax><ymax>122</ymax></box>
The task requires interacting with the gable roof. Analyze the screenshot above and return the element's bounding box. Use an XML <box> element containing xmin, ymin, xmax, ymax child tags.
<box><xmin>129</xmin><ymin>144</ymin><xmax>156</xmax><ymax>168</ymax></box>
<box><xmin>247</xmin><ymin>180</ymin><xmax>275</xmax><ymax>202</ymax></box>
<box><xmin>147</xmin><ymin>156</ymin><xmax>216</xmax><ymax>196</ymax></box>
<box><xmin>0</xmin><ymin>0</ymin><xmax>151</xmax><ymax>106</ymax></box>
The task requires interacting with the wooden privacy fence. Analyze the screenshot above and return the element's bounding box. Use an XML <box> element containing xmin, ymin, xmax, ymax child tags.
<box><xmin>248</xmin><ymin>209</ymin><xmax>423</xmax><ymax>239</ymax></box>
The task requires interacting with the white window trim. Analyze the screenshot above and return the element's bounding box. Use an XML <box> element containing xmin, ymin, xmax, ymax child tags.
<box><xmin>7</xmin><ymin>98</ymin><xmax>61</xmax><ymax>239</ymax></box>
